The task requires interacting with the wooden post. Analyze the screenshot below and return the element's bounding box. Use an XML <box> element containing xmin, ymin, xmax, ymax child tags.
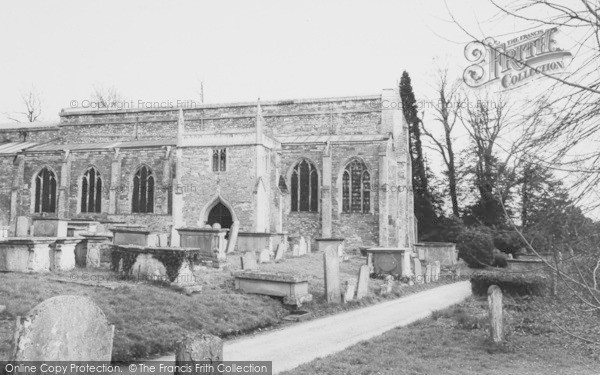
<box><xmin>487</xmin><ymin>285</ymin><xmax>503</xmax><ymax>343</ymax></box>
<box><xmin>175</xmin><ymin>333</ymin><xmax>223</xmax><ymax>375</ymax></box>
<box><xmin>324</xmin><ymin>246</ymin><xmax>341</xmax><ymax>303</ymax></box>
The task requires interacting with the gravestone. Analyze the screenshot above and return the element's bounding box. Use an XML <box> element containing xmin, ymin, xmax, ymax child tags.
<box><xmin>307</xmin><ymin>239</ymin><xmax>312</xmax><ymax>254</ymax></box>
<box><xmin>413</xmin><ymin>258</ymin><xmax>423</xmax><ymax>283</ymax></box>
<box><xmin>379</xmin><ymin>275</ymin><xmax>393</xmax><ymax>295</ymax></box>
<box><xmin>342</xmin><ymin>280</ymin><xmax>356</xmax><ymax>303</ymax></box>
<box><xmin>507</xmin><ymin>253</ymin><xmax>513</xmax><ymax>260</ymax></box>
<box><xmin>425</xmin><ymin>265</ymin><xmax>432</xmax><ymax>283</ymax></box>
<box><xmin>323</xmin><ymin>246</ymin><xmax>341</xmax><ymax>303</ymax></box>
<box><xmin>12</xmin><ymin>295</ymin><xmax>114</xmax><ymax>360</ymax></box>
<box><xmin>298</xmin><ymin>236</ymin><xmax>307</xmax><ymax>256</ymax></box>
<box><xmin>337</xmin><ymin>243</ymin><xmax>344</xmax><ymax>257</ymax></box>
<box><xmin>259</xmin><ymin>249</ymin><xmax>271</xmax><ymax>263</ymax></box>
<box><xmin>356</xmin><ymin>265</ymin><xmax>370</xmax><ymax>300</ymax></box>
<box><xmin>211</xmin><ymin>223</ymin><xmax>221</xmax><ymax>229</ymax></box>
<box><xmin>292</xmin><ymin>244</ymin><xmax>300</xmax><ymax>257</ymax></box>
<box><xmin>175</xmin><ymin>333</ymin><xmax>223</xmax><ymax>375</ymax></box>
<box><xmin>488</xmin><ymin>285</ymin><xmax>503</xmax><ymax>343</ymax></box>
<box><xmin>225</xmin><ymin>221</ymin><xmax>240</xmax><ymax>254</ymax></box>
<box><xmin>147</xmin><ymin>233</ymin><xmax>159</xmax><ymax>247</ymax></box>
<box><xmin>434</xmin><ymin>261</ymin><xmax>441</xmax><ymax>282</ymax></box>
<box><xmin>241</xmin><ymin>252</ymin><xmax>258</xmax><ymax>270</ymax></box>
<box><xmin>16</xmin><ymin>216</ymin><xmax>30</xmax><ymax>237</ymax></box>
<box><xmin>158</xmin><ymin>233</ymin><xmax>169</xmax><ymax>247</ymax></box>
<box><xmin>275</xmin><ymin>243</ymin><xmax>285</xmax><ymax>261</ymax></box>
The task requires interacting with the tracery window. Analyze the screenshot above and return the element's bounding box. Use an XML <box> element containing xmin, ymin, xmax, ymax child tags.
<box><xmin>81</xmin><ymin>167</ymin><xmax>102</xmax><ymax>213</ymax></box>
<box><xmin>290</xmin><ymin>159</ymin><xmax>318</xmax><ymax>212</ymax></box>
<box><xmin>132</xmin><ymin>165</ymin><xmax>154</xmax><ymax>213</ymax></box>
<box><xmin>342</xmin><ymin>159</ymin><xmax>370</xmax><ymax>213</ymax></box>
<box><xmin>34</xmin><ymin>167</ymin><xmax>57</xmax><ymax>213</ymax></box>
<box><xmin>212</xmin><ymin>148</ymin><xmax>226</xmax><ymax>172</ymax></box>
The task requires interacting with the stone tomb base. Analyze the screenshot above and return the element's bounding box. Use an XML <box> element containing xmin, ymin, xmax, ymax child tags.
<box><xmin>233</xmin><ymin>270</ymin><xmax>313</xmax><ymax>306</ymax></box>
<box><xmin>365</xmin><ymin>247</ymin><xmax>411</xmax><ymax>277</ymax></box>
<box><xmin>315</xmin><ymin>238</ymin><xmax>344</xmax><ymax>252</ymax></box>
<box><xmin>0</xmin><ymin>237</ymin><xmax>81</xmax><ymax>273</ymax></box>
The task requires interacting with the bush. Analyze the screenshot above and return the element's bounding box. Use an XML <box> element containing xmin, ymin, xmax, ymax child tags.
<box><xmin>470</xmin><ymin>271</ymin><xmax>550</xmax><ymax>296</ymax></box>
<box><xmin>491</xmin><ymin>248</ymin><xmax>508</xmax><ymax>268</ymax></box>
<box><xmin>457</xmin><ymin>226</ymin><xmax>494</xmax><ymax>268</ymax></box>
<box><xmin>493</xmin><ymin>230</ymin><xmax>526</xmax><ymax>255</ymax></box>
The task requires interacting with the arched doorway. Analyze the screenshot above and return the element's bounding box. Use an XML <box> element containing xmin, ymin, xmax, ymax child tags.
<box><xmin>207</xmin><ymin>202</ymin><xmax>233</xmax><ymax>229</ymax></box>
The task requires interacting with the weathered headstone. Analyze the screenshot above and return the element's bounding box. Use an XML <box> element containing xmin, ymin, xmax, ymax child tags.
<box><xmin>292</xmin><ymin>244</ymin><xmax>300</xmax><ymax>257</ymax></box>
<box><xmin>147</xmin><ymin>233</ymin><xmax>159</xmax><ymax>247</ymax></box>
<box><xmin>225</xmin><ymin>220</ymin><xmax>240</xmax><ymax>254</ymax></box>
<box><xmin>275</xmin><ymin>243</ymin><xmax>285</xmax><ymax>260</ymax></box>
<box><xmin>507</xmin><ymin>253</ymin><xmax>513</xmax><ymax>260</ymax></box>
<box><xmin>298</xmin><ymin>236</ymin><xmax>307</xmax><ymax>256</ymax></box>
<box><xmin>413</xmin><ymin>258</ymin><xmax>423</xmax><ymax>283</ymax></box>
<box><xmin>16</xmin><ymin>216</ymin><xmax>30</xmax><ymax>237</ymax></box>
<box><xmin>307</xmin><ymin>239</ymin><xmax>312</xmax><ymax>254</ymax></box>
<box><xmin>259</xmin><ymin>249</ymin><xmax>271</xmax><ymax>263</ymax></box>
<box><xmin>425</xmin><ymin>264</ymin><xmax>432</xmax><ymax>283</ymax></box>
<box><xmin>488</xmin><ymin>285</ymin><xmax>503</xmax><ymax>343</ymax></box>
<box><xmin>240</xmin><ymin>252</ymin><xmax>258</xmax><ymax>270</ymax></box>
<box><xmin>337</xmin><ymin>243</ymin><xmax>344</xmax><ymax>257</ymax></box>
<box><xmin>433</xmin><ymin>261</ymin><xmax>441</xmax><ymax>282</ymax></box>
<box><xmin>324</xmin><ymin>246</ymin><xmax>341</xmax><ymax>303</ymax></box>
<box><xmin>356</xmin><ymin>265</ymin><xmax>370</xmax><ymax>300</ymax></box>
<box><xmin>379</xmin><ymin>275</ymin><xmax>393</xmax><ymax>295</ymax></box>
<box><xmin>12</xmin><ymin>295</ymin><xmax>114</xmax><ymax>360</ymax></box>
<box><xmin>158</xmin><ymin>233</ymin><xmax>169</xmax><ymax>247</ymax></box>
<box><xmin>175</xmin><ymin>333</ymin><xmax>223</xmax><ymax>375</ymax></box>
<box><xmin>342</xmin><ymin>280</ymin><xmax>357</xmax><ymax>303</ymax></box>
<box><xmin>367</xmin><ymin>253</ymin><xmax>374</xmax><ymax>273</ymax></box>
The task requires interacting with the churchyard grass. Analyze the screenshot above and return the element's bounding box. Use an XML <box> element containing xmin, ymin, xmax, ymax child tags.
<box><xmin>0</xmin><ymin>251</ymin><xmax>462</xmax><ymax>361</ymax></box>
<box><xmin>282</xmin><ymin>295</ymin><xmax>600</xmax><ymax>375</ymax></box>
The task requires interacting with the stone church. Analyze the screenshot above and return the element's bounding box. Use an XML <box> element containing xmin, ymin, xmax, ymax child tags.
<box><xmin>0</xmin><ymin>89</ymin><xmax>415</xmax><ymax>249</ymax></box>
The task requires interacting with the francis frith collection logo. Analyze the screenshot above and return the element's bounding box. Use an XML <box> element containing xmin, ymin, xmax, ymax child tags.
<box><xmin>463</xmin><ymin>27</ymin><xmax>573</xmax><ymax>89</ymax></box>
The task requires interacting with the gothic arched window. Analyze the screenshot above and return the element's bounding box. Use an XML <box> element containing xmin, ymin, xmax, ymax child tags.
<box><xmin>342</xmin><ymin>159</ymin><xmax>370</xmax><ymax>213</ymax></box>
<box><xmin>132</xmin><ymin>165</ymin><xmax>154</xmax><ymax>213</ymax></box>
<box><xmin>34</xmin><ymin>167</ymin><xmax>57</xmax><ymax>213</ymax></box>
<box><xmin>291</xmin><ymin>159</ymin><xmax>318</xmax><ymax>212</ymax></box>
<box><xmin>81</xmin><ymin>167</ymin><xmax>102</xmax><ymax>213</ymax></box>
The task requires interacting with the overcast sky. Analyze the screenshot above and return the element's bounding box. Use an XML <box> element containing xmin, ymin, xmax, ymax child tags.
<box><xmin>0</xmin><ymin>0</ymin><xmax>510</xmax><ymax>121</ymax></box>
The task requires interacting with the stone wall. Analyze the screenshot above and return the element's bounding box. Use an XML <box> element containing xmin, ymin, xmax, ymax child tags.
<box><xmin>0</xmin><ymin>156</ymin><xmax>13</xmax><ymax>227</ymax></box>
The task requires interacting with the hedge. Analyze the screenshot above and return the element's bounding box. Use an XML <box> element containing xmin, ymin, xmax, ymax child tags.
<box><xmin>470</xmin><ymin>270</ymin><xmax>550</xmax><ymax>296</ymax></box>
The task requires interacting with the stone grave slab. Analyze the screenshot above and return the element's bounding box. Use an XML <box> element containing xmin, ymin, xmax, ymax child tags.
<box><xmin>241</xmin><ymin>252</ymin><xmax>258</xmax><ymax>270</ymax></box>
<box><xmin>356</xmin><ymin>264</ymin><xmax>370</xmax><ymax>300</ymax></box>
<box><xmin>324</xmin><ymin>246</ymin><xmax>341</xmax><ymax>303</ymax></box>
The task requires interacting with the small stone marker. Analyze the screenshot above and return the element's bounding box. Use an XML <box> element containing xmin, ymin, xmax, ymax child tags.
<box><xmin>337</xmin><ymin>243</ymin><xmax>344</xmax><ymax>257</ymax></box>
<box><xmin>275</xmin><ymin>243</ymin><xmax>285</xmax><ymax>260</ymax></box>
<box><xmin>241</xmin><ymin>252</ymin><xmax>258</xmax><ymax>270</ymax></box>
<box><xmin>379</xmin><ymin>275</ymin><xmax>393</xmax><ymax>295</ymax></box>
<box><xmin>413</xmin><ymin>258</ymin><xmax>423</xmax><ymax>283</ymax></box>
<box><xmin>324</xmin><ymin>246</ymin><xmax>341</xmax><ymax>303</ymax></box>
<box><xmin>488</xmin><ymin>285</ymin><xmax>503</xmax><ymax>343</ymax></box>
<box><xmin>425</xmin><ymin>264</ymin><xmax>432</xmax><ymax>283</ymax></box>
<box><xmin>259</xmin><ymin>249</ymin><xmax>270</xmax><ymax>263</ymax></box>
<box><xmin>298</xmin><ymin>236</ymin><xmax>307</xmax><ymax>256</ymax></box>
<box><xmin>226</xmin><ymin>220</ymin><xmax>240</xmax><ymax>254</ymax></box>
<box><xmin>12</xmin><ymin>295</ymin><xmax>114</xmax><ymax>360</ymax></box>
<box><xmin>292</xmin><ymin>244</ymin><xmax>300</xmax><ymax>257</ymax></box>
<box><xmin>434</xmin><ymin>261</ymin><xmax>441</xmax><ymax>282</ymax></box>
<box><xmin>507</xmin><ymin>253</ymin><xmax>513</xmax><ymax>260</ymax></box>
<box><xmin>367</xmin><ymin>253</ymin><xmax>374</xmax><ymax>273</ymax></box>
<box><xmin>175</xmin><ymin>333</ymin><xmax>223</xmax><ymax>375</ymax></box>
<box><xmin>158</xmin><ymin>233</ymin><xmax>169</xmax><ymax>247</ymax></box>
<box><xmin>356</xmin><ymin>265</ymin><xmax>370</xmax><ymax>300</ymax></box>
<box><xmin>342</xmin><ymin>280</ymin><xmax>357</xmax><ymax>303</ymax></box>
<box><xmin>307</xmin><ymin>239</ymin><xmax>312</xmax><ymax>253</ymax></box>
<box><xmin>16</xmin><ymin>216</ymin><xmax>30</xmax><ymax>237</ymax></box>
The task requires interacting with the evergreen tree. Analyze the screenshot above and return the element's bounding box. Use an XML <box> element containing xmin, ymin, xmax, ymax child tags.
<box><xmin>399</xmin><ymin>71</ymin><xmax>439</xmax><ymax>237</ymax></box>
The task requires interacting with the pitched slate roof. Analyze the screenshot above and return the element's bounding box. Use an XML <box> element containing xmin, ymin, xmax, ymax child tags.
<box><xmin>25</xmin><ymin>139</ymin><xmax>177</xmax><ymax>152</ymax></box>
<box><xmin>0</xmin><ymin>141</ymin><xmax>39</xmax><ymax>155</ymax></box>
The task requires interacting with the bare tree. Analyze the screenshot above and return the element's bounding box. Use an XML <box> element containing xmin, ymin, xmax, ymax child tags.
<box><xmin>91</xmin><ymin>84</ymin><xmax>121</xmax><ymax>109</ymax></box>
<box><xmin>6</xmin><ymin>87</ymin><xmax>43</xmax><ymax>123</ymax></box>
<box><xmin>422</xmin><ymin>68</ymin><xmax>462</xmax><ymax>216</ymax></box>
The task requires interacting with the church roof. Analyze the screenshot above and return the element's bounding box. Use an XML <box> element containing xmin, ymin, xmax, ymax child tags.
<box><xmin>0</xmin><ymin>121</ymin><xmax>59</xmax><ymax>131</ymax></box>
<box><xmin>277</xmin><ymin>134</ymin><xmax>388</xmax><ymax>144</ymax></box>
<box><xmin>0</xmin><ymin>141</ymin><xmax>39</xmax><ymax>155</ymax></box>
<box><xmin>26</xmin><ymin>138</ymin><xmax>176</xmax><ymax>152</ymax></box>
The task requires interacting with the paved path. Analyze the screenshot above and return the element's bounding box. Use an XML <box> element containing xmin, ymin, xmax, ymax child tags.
<box><xmin>153</xmin><ymin>281</ymin><xmax>472</xmax><ymax>374</ymax></box>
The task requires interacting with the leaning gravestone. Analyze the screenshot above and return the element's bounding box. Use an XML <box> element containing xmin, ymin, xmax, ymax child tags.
<box><xmin>342</xmin><ymin>280</ymin><xmax>357</xmax><ymax>303</ymax></box>
<box><xmin>175</xmin><ymin>333</ymin><xmax>223</xmax><ymax>375</ymax></box>
<box><xmin>241</xmin><ymin>252</ymin><xmax>258</xmax><ymax>270</ymax></box>
<box><xmin>16</xmin><ymin>216</ymin><xmax>30</xmax><ymax>237</ymax></box>
<box><xmin>413</xmin><ymin>258</ymin><xmax>423</xmax><ymax>284</ymax></box>
<box><xmin>12</xmin><ymin>295</ymin><xmax>114</xmax><ymax>360</ymax></box>
<box><xmin>323</xmin><ymin>246</ymin><xmax>341</xmax><ymax>303</ymax></box>
<box><xmin>356</xmin><ymin>265</ymin><xmax>370</xmax><ymax>300</ymax></box>
<box><xmin>275</xmin><ymin>243</ymin><xmax>285</xmax><ymax>260</ymax></box>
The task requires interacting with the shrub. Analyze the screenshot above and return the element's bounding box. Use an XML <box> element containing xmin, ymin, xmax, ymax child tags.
<box><xmin>491</xmin><ymin>248</ymin><xmax>508</xmax><ymax>268</ymax></box>
<box><xmin>493</xmin><ymin>230</ymin><xmax>526</xmax><ymax>255</ymax></box>
<box><xmin>457</xmin><ymin>226</ymin><xmax>494</xmax><ymax>268</ymax></box>
<box><xmin>470</xmin><ymin>271</ymin><xmax>550</xmax><ymax>296</ymax></box>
